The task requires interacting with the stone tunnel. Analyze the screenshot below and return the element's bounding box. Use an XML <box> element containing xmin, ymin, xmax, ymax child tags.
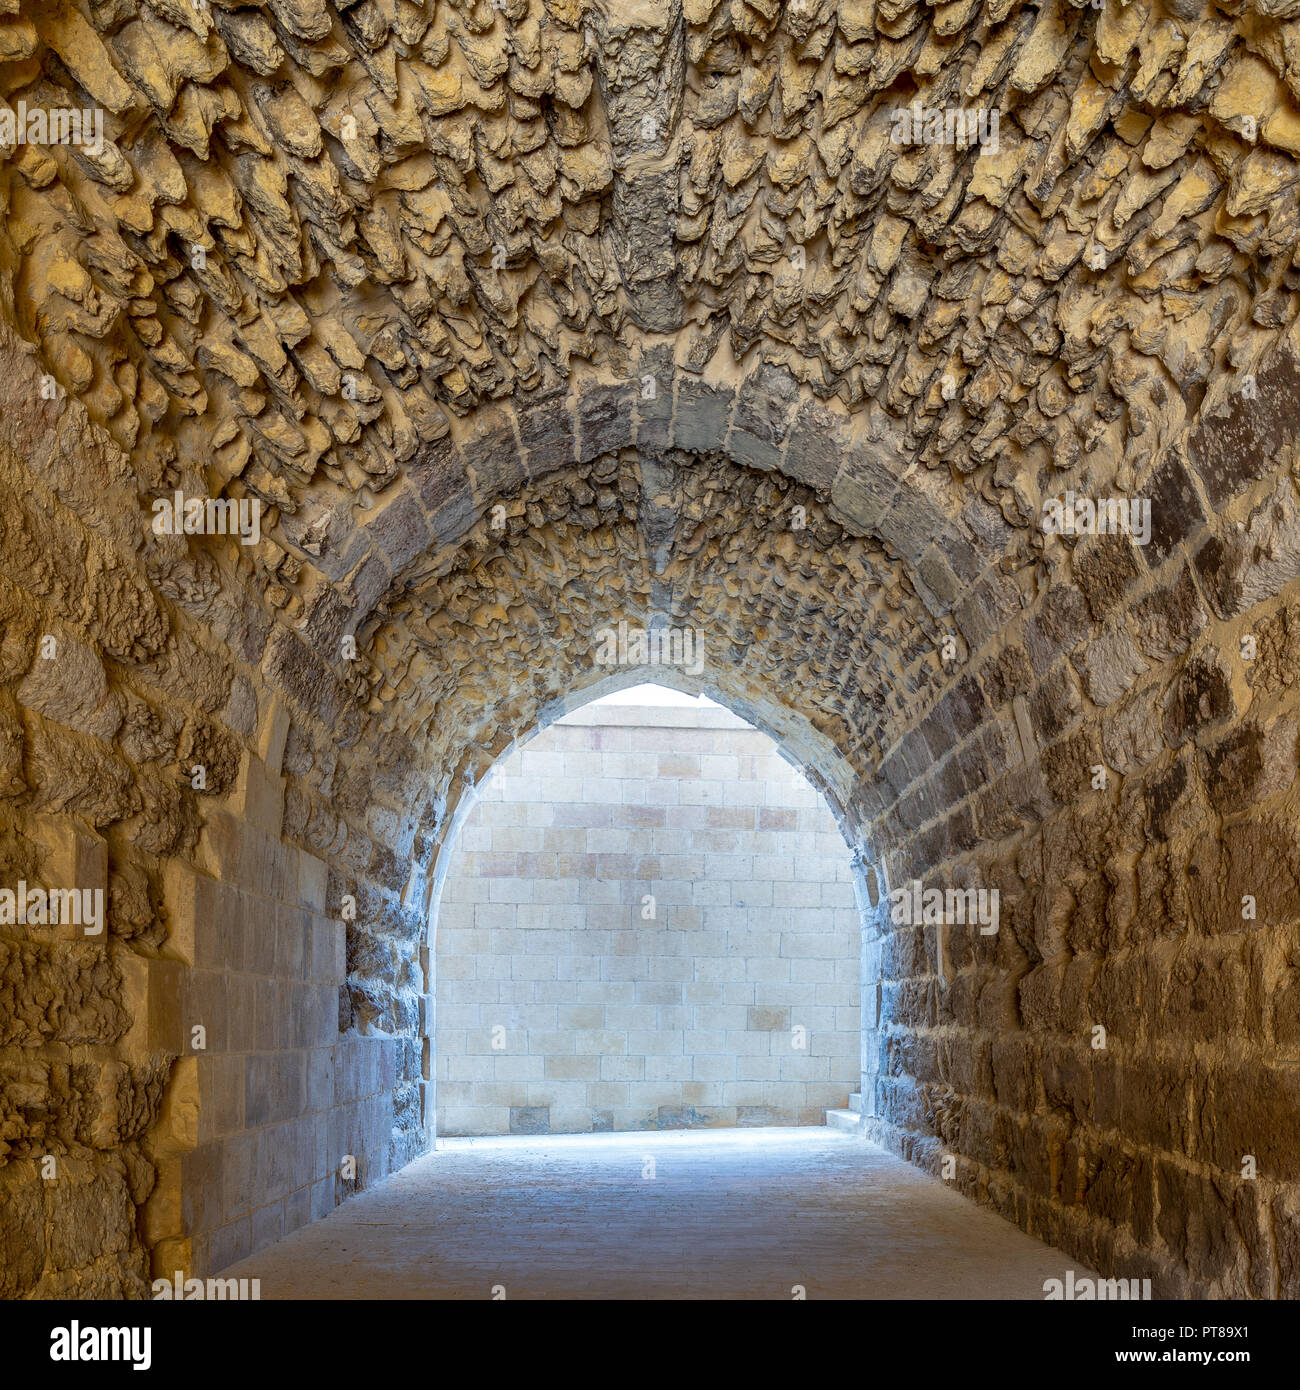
<box><xmin>2</xmin><ymin>0</ymin><xmax>1300</xmax><ymax>1304</ymax></box>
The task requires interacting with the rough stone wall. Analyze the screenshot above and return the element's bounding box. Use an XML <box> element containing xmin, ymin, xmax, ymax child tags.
<box><xmin>863</xmin><ymin>344</ymin><xmax>1300</xmax><ymax>1300</ymax></box>
<box><xmin>436</xmin><ymin>700</ymin><xmax>858</xmax><ymax>1135</ymax></box>
<box><xmin>0</xmin><ymin>314</ymin><xmax>400</xmax><ymax>1292</ymax></box>
<box><xmin>2</xmin><ymin>0</ymin><xmax>1300</xmax><ymax>1302</ymax></box>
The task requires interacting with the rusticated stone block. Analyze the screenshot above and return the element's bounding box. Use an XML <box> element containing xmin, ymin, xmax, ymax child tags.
<box><xmin>1162</xmin><ymin>647</ymin><xmax>1235</xmax><ymax>747</ymax></box>
<box><xmin>1131</xmin><ymin>565</ymin><xmax>1207</xmax><ymax>660</ymax></box>
<box><xmin>1073</xmin><ymin>535</ymin><xmax>1143</xmax><ymax>622</ymax></box>
<box><xmin>1194</xmin><ymin>476</ymin><xmax>1300</xmax><ymax>620</ymax></box>
<box><xmin>406</xmin><ymin>435</ymin><xmax>466</xmax><ymax>515</ymax></box>
<box><xmin>1143</xmin><ymin>451</ymin><xmax>1208</xmax><ymax>564</ymax></box>
<box><xmin>1028</xmin><ymin>662</ymin><xmax>1084</xmax><ymax>743</ymax></box>
<box><xmin>262</xmin><ymin>626</ymin><xmax>349</xmax><ymax>729</ymax></box>
<box><xmin>360</xmin><ymin>486</ymin><xmax>430</xmax><ymax>575</ymax></box>
<box><xmin>915</xmin><ymin>546</ymin><xmax>962</xmax><ymax>612</ymax></box>
<box><xmin>673</xmin><ymin>376</ymin><xmax>734</xmax><ymax>454</ymax></box>
<box><xmin>876</xmin><ymin>486</ymin><xmax>953</xmax><ymax>564</ymax></box>
<box><xmin>576</xmin><ymin>380</ymin><xmax>637</xmax><ymax>460</ymax></box>
<box><xmin>1155</xmin><ymin>1161</ymin><xmax>1245</xmax><ymax>1287</ymax></box>
<box><xmin>46</xmin><ymin>1158</ymin><xmax>134</xmax><ymax>1272</ymax></box>
<box><xmin>516</xmin><ymin>391</ymin><xmax>575</xmax><ymax>479</ymax></box>
<box><xmin>1100</xmin><ymin>683</ymin><xmax>1163</xmax><ymax>775</ymax></box>
<box><xmin>0</xmin><ymin>941</ymin><xmax>127</xmax><ymax>1047</ymax></box>
<box><xmin>728</xmin><ymin>361</ymin><xmax>800</xmax><ymax>472</ymax></box>
<box><xmin>632</xmin><ymin>347</ymin><xmax>675</xmax><ymax>454</ymax></box>
<box><xmin>462</xmin><ymin>411</ymin><xmax>525</xmax><ymax>502</ymax></box>
<box><xmin>1197</xmin><ymin>1066</ymin><xmax>1300</xmax><ymax>1181</ymax></box>
<box><xmin>1025</xmin><ymin>587</ymin><xmax>1091</xmax><ymax>674</ymax></box>
<box><xmin>784</xmin><ymin>398</ymin><xmax>847</xmax><ymax>493</ymax></box>
<box><xmin>0</xmin><ymin>1162</ymin><xmax>46</xmax><ymax>1298</ymax></box>
<box><xmin>1201</xmin><ymin>716</ymin><xmax>1298</xmax><ymax>815</ymax></box>
<box><xmin>16</xmin><ymin>629</ymin><xmax>120</xmax><ymax>739</ymax></box>
<box><xmin>1188</xmin><ymin>346</ymin><xmax>1300</xmax><ymax>510</ymax></box>
<box><xmin>980</xmin><ymin>644</ymin><xmax>1033</xmax><ymax>708</ymax></box>
<box><xmin>1073</xmin><ymin>622</ymin><xmax>1148</xmax><ymax>708</ymax></box>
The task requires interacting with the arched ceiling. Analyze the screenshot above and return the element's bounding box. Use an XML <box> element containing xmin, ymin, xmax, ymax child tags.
<box><xmin>366</xmin><ymin>447</ymin><xmax>950</xmax><ymax>830</ymax></box>
<box><xmin>8</xmin><ymin>0</ymin><xmax>1300</xmax><ymax>1302</ymax></box>
<box><xmin>4</xmin><ymin>0</ymin><xmax>1299</xmax><ymax>552</ymax></box>
<box><xmin>4</xmin><ymin>0</ymin><xmax>1300</xmax><ymax>906</ymax></box>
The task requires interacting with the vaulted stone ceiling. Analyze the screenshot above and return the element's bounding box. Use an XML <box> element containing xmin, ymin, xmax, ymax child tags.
<box><xmin>7</xmin><ymin>0</ymin><xmax>1299</xmax><ymax>837</ymax></box>
<box><xmin>354</xmin><ymin>447</ymin><xmax>949</xmax><ymax>831</ymax></box>
<box><xmin>6</xmin><ymin>0</ymin><xmax>1300</xmax><ymax>557</ymax></box>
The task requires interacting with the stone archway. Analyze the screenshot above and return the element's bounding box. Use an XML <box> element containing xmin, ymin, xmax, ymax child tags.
<box><xmin>355</xmin><ymin>439</ymin><xmax>921</xmax><ymax>1165</ymax></box>
<box><xmin>423</xmin><ymin>672</ymin><xmax>871</xmax><ymax>1138</ymax></box>
<box><xmin>428</xmin><ymin>661</ymin><xmax>884</xmax><ymax>1139</ymax></box>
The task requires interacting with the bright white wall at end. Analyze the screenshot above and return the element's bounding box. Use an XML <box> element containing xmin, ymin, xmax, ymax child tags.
<box><xmin>587</xmin><ymin>682</ymin><xmax>725</xmax><ymax>709</ymax></box>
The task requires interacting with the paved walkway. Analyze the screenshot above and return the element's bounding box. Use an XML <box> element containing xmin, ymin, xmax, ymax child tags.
<box><xmin>220</xmin><ymin>1128</ymin><xmax>1086</xmax><ymax>1299</ymax></box>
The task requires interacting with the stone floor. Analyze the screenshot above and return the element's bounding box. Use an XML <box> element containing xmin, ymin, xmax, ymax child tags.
<box><xmin>220</xmin><ymin>1128</ymin><xmax>1088</xmax><ymax>1299</ymax></box>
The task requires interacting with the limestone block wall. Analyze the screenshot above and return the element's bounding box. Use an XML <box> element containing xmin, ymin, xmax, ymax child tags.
<box><xmin>167</xmin><ymin>768</ymin><xmax>396</xmax><ymax>1277</ymax></box>
<box><xmin>435</xmin><ymin>702</ymin><xmax>860</xmax><ymax>1136</ymax></box>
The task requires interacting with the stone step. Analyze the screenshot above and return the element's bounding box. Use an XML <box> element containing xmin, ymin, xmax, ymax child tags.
<box><xmin>848</xmin><ymin>1092</ymin><xmax>863</xmax><ymax>1114</ymax></box>
<box><xmin>825</xmin><ymin>1108</ymin><xmax>860</xmax><ymax>1133</ymax></box>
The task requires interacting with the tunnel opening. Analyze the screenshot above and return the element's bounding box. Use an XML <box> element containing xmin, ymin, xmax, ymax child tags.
<box><xmin>428</xmin><ymin>680</ymin><xmax>863</xmax><ymax>1140</ymax></box>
